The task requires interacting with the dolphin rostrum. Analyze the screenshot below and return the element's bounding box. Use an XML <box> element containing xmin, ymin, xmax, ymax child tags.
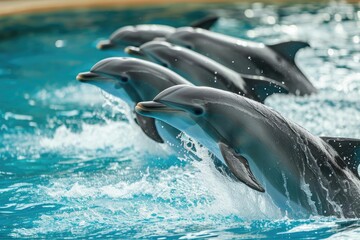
<box><xmin>126</xmin><ymin>40</ymin><xmax>288</xmax><ymax>103</ymax></box>
<box><xmin>97</xmin><ymin>15</ymin><xmax>219</xmax><ymax>50</ymax></box>
<box><xmin>135</xmin><ymin>85</ymin><xmax>360</xmax><ymax>218</ymax></box>
<box><xmin>166</xmin><ymin>27</ymin><xmax>316</xmax><ymax>96</ymax></box>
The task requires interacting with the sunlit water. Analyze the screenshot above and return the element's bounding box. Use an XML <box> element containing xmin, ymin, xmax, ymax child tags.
<box><xmin>1</xmin><ymin>2</ymin><xmax>360</xmax><ymax>239</ymax></box>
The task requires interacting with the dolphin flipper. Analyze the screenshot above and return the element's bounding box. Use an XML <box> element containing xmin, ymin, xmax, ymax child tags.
<box><xmin>135</xmin><ymin>113</ymin><xmax>164</xmax><ymax>143</ymax></box>
<box><xmin>268</xmin><ymin>41</ymin><xmax>310</xmax><ymax>65</ymax></box>
<box><xmin>321</xmin><ymin>137</ymin><xmax>360</xmax><ymax>178</ymax></box>
<box><xmin>190</xmin><ymin>15</ymin><xmax>219</xmax><ymax>30</ymax></box>
<box><xmin>219</xmin><ymin>142</ymin><xmax>265</xmax><ymax>192</ymax></box>
<box><xmin>241</xmin><ymin>75</ymin><xmax>289</xmax><ymax>103</ymax></box>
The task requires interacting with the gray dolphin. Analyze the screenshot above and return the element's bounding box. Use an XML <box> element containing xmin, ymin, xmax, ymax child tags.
<box><xmin>76</xmin><ymin>57</ymin><xmax>191</xmax><ymax>144</ymax></box>
<box><xmin>135</xmin><ymin>85</ymin><xmax>360</xmax><ymax>218</ymax></box>
<box><xmin>126</xmin><ymin>40</ymin><xmax>288</xmax><ymax>103</ymax></box>
<box><xmin>97</xmin><ymin>16</ymin><xmax>219</xmax><ymax>50</ymax></box>
<box><xmin>166</xmin><ymin>27</ymin><xmax>316</xmax><ymax>96</ymax></box>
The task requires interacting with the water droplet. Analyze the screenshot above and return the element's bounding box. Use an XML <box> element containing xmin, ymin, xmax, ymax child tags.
<box><xmin>55</xmin><ymin>40</ymin><xmax>65</xmax><ymax>48</ymax></box>
<box><xmin>334</xmin><ymin>14</ymin><xmax>342</xmax><ymax>22</ymax></box>
<box><xmin>353</xmin><ymin>36</ymin><xmax>359</xmax><ymax>44</ymax></box>
<box><xmin>244</xmin><ymin>9</ymin><xmax>254</xmax><ymax>18</ymax></box>
<box><xmin>266</xmin><ymin>16</ymin><xmax>276</xmax><ymax>25</ymax></box>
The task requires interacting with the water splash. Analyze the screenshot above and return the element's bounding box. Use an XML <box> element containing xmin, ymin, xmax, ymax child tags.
<box><xmin>1</xmin><ymin>1</ymin><xmax>360</xmax><ymax>239</ymax></box>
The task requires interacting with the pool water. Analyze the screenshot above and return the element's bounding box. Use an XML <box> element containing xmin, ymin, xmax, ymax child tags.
<box><xmin>1</xmin><ymin>2</ymin><xmax>360</xmax><ymax>239</ymax></box>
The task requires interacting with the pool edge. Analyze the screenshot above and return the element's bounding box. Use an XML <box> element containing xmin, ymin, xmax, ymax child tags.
<box><xmin>0</xmin><ymin>0</ymin><xmax>358</xmax><ymax>17</ymax></box>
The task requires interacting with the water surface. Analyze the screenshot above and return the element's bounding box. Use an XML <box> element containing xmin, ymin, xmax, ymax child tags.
<box><xmin>1</xmin><ymin>2</ymin><xmax>360</xmax><ymax>239</ymax></box>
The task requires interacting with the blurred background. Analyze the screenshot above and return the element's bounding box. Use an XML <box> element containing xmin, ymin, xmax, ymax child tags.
<box><xmin>0</xmin><ymin>0</ymin><xmax>358</xmax><ymax>16</ymax></box>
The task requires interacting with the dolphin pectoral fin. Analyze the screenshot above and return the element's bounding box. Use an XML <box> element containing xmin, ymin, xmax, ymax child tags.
<box><xmin>219</xmin><ymin>142</ymin><xmax>265</xmax><ymax>192</ymax></box>
<box><xmin>241</xmin><ymin>75</ymin><xmax>289</xmax><ymax>103</ymax></box>
<box><xmin>190</xmin><ymin>15</ymin><xmax>219</xmax><ymax>30</ymax></box>
<box><xmin>268</xmin><ymin>41</ymin><xmax>310</xmax><ymax>65</ymax></box>
<box><xmin>321</xmin><ymin>137</ymin><xmax>360</xmax><ymax>178</ymax></box>
<box><xmin>135</xmin><ymin>113</ymin><xmax>164</xmax><ymax>143</ymax></box>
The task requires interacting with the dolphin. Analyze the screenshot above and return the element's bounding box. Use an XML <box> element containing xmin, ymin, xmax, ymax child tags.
<box><xmin>135</xmin><ymin>85</ymin><xmax>360</xmax><ymax>218</ymax></box>
<box><xmin>125</xmin><ymin>40</ymin><xmax>288</xmax><ymax>103</ymax></box>
<box><xmin>76</xmin><ymin>57</ymin><xmax>191</xmax><ymax>144</ymax></box>
<box><xmin>97</xmin><ymin>15</ymin><xmax>219</xmax><ymax>50</ymax></box>
<box><xmin>166</xmin><ymin>27</ymin><xmax>317</xmax><ymax>96</ymax></box>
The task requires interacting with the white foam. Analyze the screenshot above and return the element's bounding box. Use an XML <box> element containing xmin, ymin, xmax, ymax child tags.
<box><xmin>284</xmin><ymin>220</ymin><xmax>337</xmax><ymax>234</ymax></box>
<box><xmin>4</xmin><ymin>112</ymin><xmax>33</xmax><ymax>121</ymax></box>
<box><xmin>40</xmin><ymin>149</ymin><xmax>281</xmax><ymax>219</ymax></box>
<box><xmin>39</xmin><ymin>120</ymin><xmax>169</xmax><ymax>158</ymax></box>
<box><xmin>328</xmin><ymin>227</ymin><xmax>360</xmax><ymax>239</ymax></box>
<box><xmin>35</xmin><ymin>84</ymin><xmax>104</xmax><ymax>105</ymax></box>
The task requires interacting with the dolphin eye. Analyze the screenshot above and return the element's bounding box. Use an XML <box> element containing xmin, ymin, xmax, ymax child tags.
<box><xmin>185</xmin><ymin>45</ymin><xmax>193</xmax><ymax>50</ymax></box>
<box><xmin>120</xmin><ymin>76</ymin><xmax>129</xmax><ymax>83</ymax></box>
<box><xmin>192</xmin><ymin>107</ymin><xmax>204</xmax><ymax>116</ymax></box>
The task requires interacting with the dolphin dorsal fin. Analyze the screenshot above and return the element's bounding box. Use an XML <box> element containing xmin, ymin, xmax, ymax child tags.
<box><xmin>219</xmin><ymin>142</ymin><xmax>264</xmax><ymax>192</ymax></box>
<box><xmin>321</xmin><ymin>137</ymin><xmax>360</xmax><ymax>178</ymax></box>
<box><xmin>135</xmin><ymin>113</ymin><xmax>164</xmax><ymax>143</ymax></box>
<box><xmin>190</xmin><ymin>15</ymin><xmax>219</xmax><ymax>30</ymax></box>
<box><xmin>241</xmin><ymin>75</ymin><xmax>289</xmax><ymax>103</ymax></box>
<box><xmin>268</xmin><ymin>41</ymin><xmax>310</xmax><ymax>64</ymax></box>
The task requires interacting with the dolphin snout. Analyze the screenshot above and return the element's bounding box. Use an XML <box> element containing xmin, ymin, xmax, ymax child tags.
<box><xmin>97</xmin><ymin>40</ymin><xmax>115</xmax><ymax>50</ymax></box>
<box><xmin>136</xmin><ymin>101</ymin><xmax>166</xmax><ymax>111</ymax></box>
<box><xmin>76</xmin><ymin>72</ymin><xmax>107</xmax><ymax>82</ymax></box>
<box><xmin>136</xmin><ymin>101</ymin><xmax>179</xmax><ymax>115</ymax></box>
<box><xmin>125</xmin><ymin>46</ymin><xmax>145</xmax><ymax>57</ymax></box>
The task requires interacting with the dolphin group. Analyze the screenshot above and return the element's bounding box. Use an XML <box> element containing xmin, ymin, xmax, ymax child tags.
<box><xmin>76</xmin><ymin>57</ymin><xmax>240</xmax><ymax>179</ymax></box>
<box><xmin>76</xmin><ymin>15</ymin><xmax>360</xmax><ymax>218</ymax></box>
<box><xmin>167</xmin><ymin>27</ymin><xmax>316</xmax><ymax>95</ymax></box>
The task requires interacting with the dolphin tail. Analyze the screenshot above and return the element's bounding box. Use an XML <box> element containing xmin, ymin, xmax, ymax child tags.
<box><xmin>190</xmin><ymin>15</ymin><xmax>219</xmax><ymax>30</ymax></box>
<box><xmin>267</xmin><ymin>41</ymin><xmax>310</xmax><ymax>65</ymax></box>
<box><xmin>241</xmin><ymin>75</ymin><xmax>289</xmax><ymax>103</ymax></box>
<box><xmin>219</xmin><ymin>142</ymin><xmax>265</xmax><ymax>192</ymax></box>
<box><xmin>321</xmin><ymin>137</ymin><xmax>360</xmax><ymax>178</ymax></box>
<box><xmin>135</xmin><ymin>113</ymin><xmax>164</xmax><ymax>143</ymax></box>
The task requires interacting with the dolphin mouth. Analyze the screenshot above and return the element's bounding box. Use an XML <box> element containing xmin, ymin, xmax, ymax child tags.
<box><xmin>76</xmin><ymin>71</ymin><xmax>110</xmax><ymax>82</ymax></box>
<box><xmin>125</xmin><ymin>46</ymin><xmax>145</xmax><ymax>57</ymax></box>
<box><xmin>97</xmin><ymin>40</ymin><xmax>116</xmax><ymax>50</ymax></box>
<box><xmin>135</xmin><ymin>101</ymin><xmax>181</xmax><ymax>114</ymax></box>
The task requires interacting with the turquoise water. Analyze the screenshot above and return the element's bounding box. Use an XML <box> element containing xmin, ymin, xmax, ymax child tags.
<box><xmin>1</xmin><ymin>2</ymin><xmax>360</xmax><ymax>239</ymax></box>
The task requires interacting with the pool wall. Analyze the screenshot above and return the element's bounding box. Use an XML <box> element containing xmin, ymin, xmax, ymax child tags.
<box><xmin>0</xmin><ymin>0</ymin><xmax>357</xmax><ymax>17</ymax></box>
